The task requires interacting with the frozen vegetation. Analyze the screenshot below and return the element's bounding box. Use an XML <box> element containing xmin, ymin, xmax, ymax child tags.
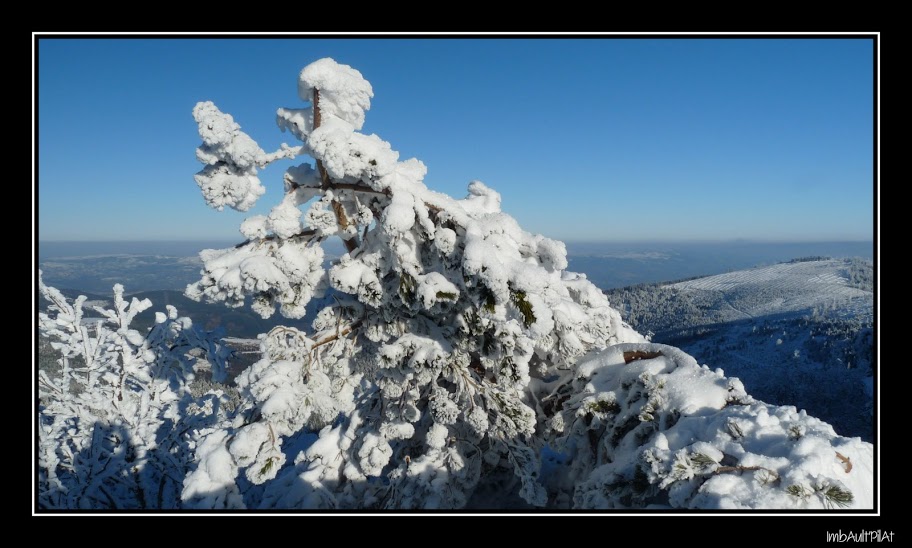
<box><xmin>37</xmin><ymin>59</ymin><xmax>874</xmax><ymax>510</ymax></box>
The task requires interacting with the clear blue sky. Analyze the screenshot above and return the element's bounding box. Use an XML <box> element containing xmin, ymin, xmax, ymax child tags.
<box><xmin>36</xmin><ymin>37</ymin><xmax>875</xmax><ymax>242</ymax></box>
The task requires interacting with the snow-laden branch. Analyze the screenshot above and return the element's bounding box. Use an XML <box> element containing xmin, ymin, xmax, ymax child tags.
<box><xmin>193</xmin><ymin>102</ymin><xmax>299</xmax><ymax>212</ymax></box>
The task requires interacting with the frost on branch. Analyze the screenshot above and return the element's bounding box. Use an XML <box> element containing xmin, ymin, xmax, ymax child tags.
<box><xmin>180</xmin><ymin>58</ymin><xmax>873</xmax><ymax>510</ymax></box>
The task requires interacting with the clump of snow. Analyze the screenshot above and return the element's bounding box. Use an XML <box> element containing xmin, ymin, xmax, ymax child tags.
<box><xmin>463</xmin><ymin>180</ymin><xmax>502</xmax><ymax>214</ymax></box>
<box><xmin>276</xmin><ymin>107</ymin><xmax>313</xmax><ymax>142</ymax></box>
<box><xmin>240</xmin><ymin>215</ymin><xmax>268</xmax><ymax>240</ymax></box>
<box><xmin>183</xmin><ymin>430</ymin><xmax>247</xmax><ymax>509</ymax></box>
<box><xmin>267</xmin><ymin>195</ymin><xmax>304</xmax><ymax>239</ymax></box>
<box><xmin>192</xmin><ymin>101</ymin><xmax>267</xmax><ymax>212</ymax></box>
<box><xmin>415</xmin><ymin>272</ymin><xmax>459</xmax><ymax>309</ymax></box>
<box><xmin>299</xmin><ymin>58</ymin><xmax>373</xmax><ymax>130</ymax></box>
<box><xmin>194</xmin><ymin>101</ymin><xmax>265</xmax><ymax>170</ymax></box>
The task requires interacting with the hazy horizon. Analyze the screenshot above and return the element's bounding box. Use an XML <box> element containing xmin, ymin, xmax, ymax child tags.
<box><xmin>37</xmin><ymin>238</ymin><xmax>875</xmax><ymax>256</ymax></box>
<box><xmin>38</xmin><ymin>239</ymin><xmax>874</xmax><ymax>293</ymax></box>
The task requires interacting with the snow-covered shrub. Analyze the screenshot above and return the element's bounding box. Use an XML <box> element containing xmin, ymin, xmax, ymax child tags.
<box><xmin>177</xmin><ymin>58</ymin><xmax>873</xmax><ymax>510</ymax></box>
<box><xmin>546</xmin><ymin>343</ymin><xmax>871</xmax><ymax>509</ymax></box>
<box><xmin>37</xmin><ymin>273</ymin><xmax>232</xmax><ymax>509</ymax></box>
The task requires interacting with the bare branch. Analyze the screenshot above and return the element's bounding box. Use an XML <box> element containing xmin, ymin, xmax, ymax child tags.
<box><xmin>623</xmin><ymin>350</ymin><xmax>663</xmax><ymax>364</ymax></box>
<box><xmin>312</xmin><ymin>320</ymin><xmax>363</xmax><ymax>350</ymax></box>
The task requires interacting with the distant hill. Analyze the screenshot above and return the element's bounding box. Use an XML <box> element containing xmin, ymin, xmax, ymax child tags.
<box><xmin>38</xmin><ymin>254</ymin><xmax>205</xmax><ymax>295</ymax></box>
<box><xmin>605</xmin><ymin>258</ymin><xmax>874</xmax><ymax>441</ymax></box>
<box><xmin>565</xmin><ymin>241</ymin><xmax>873</xmax><ymax>289</ymax></box>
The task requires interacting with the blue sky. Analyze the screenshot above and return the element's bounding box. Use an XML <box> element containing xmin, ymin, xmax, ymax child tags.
<box><xmin>36</xmin><ymin>37</ymin><xmax>875</xmax><ymax>242</ymax></box>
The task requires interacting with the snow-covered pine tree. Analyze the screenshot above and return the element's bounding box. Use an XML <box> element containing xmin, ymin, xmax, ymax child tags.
<box><xmin>181</xmin><ymin>58</ymin><xmax>873</xmax><ymax>509</ymax></box>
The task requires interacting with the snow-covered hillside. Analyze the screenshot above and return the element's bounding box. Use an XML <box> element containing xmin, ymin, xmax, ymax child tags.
<box><xmin>669</xmin><ymin>258</ymin><xmax>872</xmax><ymax>320</ymax></box>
